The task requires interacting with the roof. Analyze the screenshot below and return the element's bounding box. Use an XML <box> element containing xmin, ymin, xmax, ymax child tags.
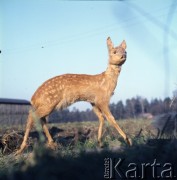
<box><xmin>0</xmin><ymin>98</ymin><xmax>30</xmax><ymax>105</ymax></box>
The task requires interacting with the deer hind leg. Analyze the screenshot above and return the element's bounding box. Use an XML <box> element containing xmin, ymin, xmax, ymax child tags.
<box><xmin>92</xmin><ymin>105</ymin><xmax>104</xmax><ymax>147</ymax></box>
<box><xmin>16</xmin><ymin>105</ymin><xmax>56</xmax><ymax>155</ymax></box>
<box><xmin>41</xmin><ymin>117</ymin><xmax>57</xmax><ymax>150</ymax></box>
<box><xmin>15</xmin><ymin>110</ymin><xmax>34</xmax><ymax>155</ymax></box>
<box><xmin>99</xmin><ymin>105</ymin><xmax>132</xmax><ymax>146</ymax></box>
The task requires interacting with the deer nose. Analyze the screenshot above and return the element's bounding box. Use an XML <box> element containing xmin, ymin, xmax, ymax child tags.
<box><xmin>122</xmin><ymin>52</ymin><xmax>126</xmax><ymax>59</ymax></box>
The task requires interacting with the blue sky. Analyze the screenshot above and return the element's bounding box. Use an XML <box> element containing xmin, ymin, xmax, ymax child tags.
<box><xmin>1</xmin><ymin>0</ymin><xmax>177</xmax><ymax>110</ymax></box>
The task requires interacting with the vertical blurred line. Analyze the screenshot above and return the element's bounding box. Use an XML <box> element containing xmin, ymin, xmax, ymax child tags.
<box><xmin>0</xmin><ymin>2</ymin><xmax>3</xmax><ymax>97</ymax></box>
<box><xmin>0</xmin><ymin>61</ymin><xmax>2</xmax><ymax>96</ymax></box>
<box><xmin>163</xmin><ymin>0</ymin><xmax>177</xmax><ymax>97</ymax></box>
<box><xmin>0</xmin><ymin>56</ymin><xmax>2</xmax><ymax>97</ymax></box>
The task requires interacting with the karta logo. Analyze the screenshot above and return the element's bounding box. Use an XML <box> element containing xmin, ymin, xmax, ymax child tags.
<box><xmin>104</xmin><ymin>158</ymin><xmax>176</xmax><ymax>179</ymax></box>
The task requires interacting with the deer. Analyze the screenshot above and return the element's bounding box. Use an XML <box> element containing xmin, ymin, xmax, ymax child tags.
<box><xmin>15</xmin><ymin>37</ymin><xmax>132</xmax><ymax>155</ymax></box>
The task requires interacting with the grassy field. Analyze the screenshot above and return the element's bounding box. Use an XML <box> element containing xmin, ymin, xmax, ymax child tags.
<box><xmin>0</xmin><ymin>119</ymin><xmax>177</xmax><ymax>179</ymax></box>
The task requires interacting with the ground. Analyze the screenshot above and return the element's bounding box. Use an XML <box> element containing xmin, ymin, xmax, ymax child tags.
<box><xmin>0</xmin><ymin>119</ymin><xmax>177</xmax><ymax>179</ymax></box>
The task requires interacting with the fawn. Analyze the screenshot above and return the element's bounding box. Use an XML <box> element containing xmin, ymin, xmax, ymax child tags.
<box><xmin>16</xmin><ymin>37</ymin><xmax>132</xmax><ymax>154</ymax></box>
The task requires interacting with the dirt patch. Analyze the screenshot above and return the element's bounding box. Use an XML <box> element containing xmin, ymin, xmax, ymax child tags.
<box><xmin>0</xmin><ymin>126</ymin><xmax>94</xmax><ymax>154</ymax></box>
<box><xmin>0</xmin><ymin>131</ymin><xmax>23</xmax><ymax>154</ymax></box>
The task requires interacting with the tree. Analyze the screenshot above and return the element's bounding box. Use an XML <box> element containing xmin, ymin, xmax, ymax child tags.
<box><xmin>125</xmin><ymin>99</ymin><xmax>135</xmax><ymax>118</ymax></box>
<box><xmin>116</xmin><ymin>100</ymin><xmax>125</xmax><ymax>119</ymax></box>
<box><xmin>163</xmin><ymin>97</ymin><xmax>171</xmax><ymax>113</ymax></box>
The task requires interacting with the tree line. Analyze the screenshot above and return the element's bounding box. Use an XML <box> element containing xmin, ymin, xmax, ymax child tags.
<box><xmin>49</xmin><ymin>96</ymin><xmax>177</xmax><ymax>123</ymax></box>
<box><xmin>0</xmin><ymin>96</ymin><xmax>176</xmax><ymax>125</ymax></box>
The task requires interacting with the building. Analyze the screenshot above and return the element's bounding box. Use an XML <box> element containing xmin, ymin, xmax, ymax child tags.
<box><xmin>0</xmin><ymin>98</ymin><xmax>31</xmax><ymax>126</ymax></box>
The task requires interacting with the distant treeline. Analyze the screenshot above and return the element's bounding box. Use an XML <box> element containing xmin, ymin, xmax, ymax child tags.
<box><xmin>0</xmin><ymin>96</ymin><xmax>176</xmax><ymax>126</ymax></box>
<box><xmin>49</xmin><ymin>96</ymin><xmax>177</xmax><ymax>123</ymax></box>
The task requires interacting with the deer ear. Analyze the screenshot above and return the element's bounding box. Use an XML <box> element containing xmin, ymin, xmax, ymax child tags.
<box><xmin>107</xmin><ymin>37</ymin><xmax>114</xmax><ymax>51</ymax></box>
<box><xmin>121</xmin><ymin>40</ymin><xmax>127</xmax><ymax>49</ymax></box>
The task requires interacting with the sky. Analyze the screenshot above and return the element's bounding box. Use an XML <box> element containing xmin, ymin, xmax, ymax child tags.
<box><xmin>0</xmin><ymin>0</ymin><xmax>177</xmax><ymax>110</ymax></box>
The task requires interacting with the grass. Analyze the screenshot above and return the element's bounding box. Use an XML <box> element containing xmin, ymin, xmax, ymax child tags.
<box><xmin>1</xmin><ymin>118</ymin><xmax>177</xmax><ymax>179</ymax></box>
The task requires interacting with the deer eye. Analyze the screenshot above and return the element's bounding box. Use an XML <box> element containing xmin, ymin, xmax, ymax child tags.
<box><xmin>113</xmin><ymin>50</ymin><xmax>117</xmax><ymax>54</ymax></box>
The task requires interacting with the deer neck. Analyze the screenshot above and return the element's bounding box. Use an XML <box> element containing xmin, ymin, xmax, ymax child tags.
<box><xmin>104</xmin><ymin>61</ymin><xmax>121</xmax><ymax>92</ymax></box>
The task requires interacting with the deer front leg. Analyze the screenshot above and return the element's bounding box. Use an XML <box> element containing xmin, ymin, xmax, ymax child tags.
<box><xmin>92</xmin><ymin>105</ymin><xmax>104</xmax><ymax>147</ymax></box>
<box><xmin>100</xmin><ymin>105</ymin><xmax>132</xmax><ymax>146</ymax></box>
<box><xmin>15</xmin><ymin>110</ymin><xmax>34</xmax><ymax>155</ymax></box>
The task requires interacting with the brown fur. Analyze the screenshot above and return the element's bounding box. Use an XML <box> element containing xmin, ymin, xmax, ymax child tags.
<box><xmin>16</xmin><ymin>37</ymin><xmax>132</xmax><ymax>155</ymax></box>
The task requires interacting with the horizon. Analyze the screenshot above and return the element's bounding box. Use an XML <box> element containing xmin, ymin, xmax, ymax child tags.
<box><xmin>0</xmin><ymin>95</ymin><xmax>174</xmax><ymax>112</ymax></box>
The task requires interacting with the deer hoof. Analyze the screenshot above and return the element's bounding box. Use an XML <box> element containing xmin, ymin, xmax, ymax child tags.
<box><xmin>98</xmin><ymin>141</ymin><xmax>104</xmax><ymax>148</ymax></box>
<box><xmin>14</xmin><ymin>143</ymin><xmax>27</xmax><ymax>155</ymax></box>
<box><xmin>47</xmin><ymin>141</ymin><xmax>57</xmax><ymax>150</ymax></box>
<box><xmin>126</xmin><ymin>137</ymin><xmax>132</xmax><ymax>146</ymax></box>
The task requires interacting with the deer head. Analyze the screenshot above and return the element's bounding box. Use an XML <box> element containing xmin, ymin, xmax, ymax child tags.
<box><xmin>107</xmin><ymin>37</ymin><xmax>127</xmax><ymax>66</ymax></box>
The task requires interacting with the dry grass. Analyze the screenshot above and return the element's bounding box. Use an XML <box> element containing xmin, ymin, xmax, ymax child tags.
<box><xmin>1</xmin><ymin>118</ymin><xmax>177</xmax><ymax>179</ymax></box>
<box><xmin>0</xmin><ymin>119</ymin><xmax>156</xmax><ymax>154</ymax></box>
